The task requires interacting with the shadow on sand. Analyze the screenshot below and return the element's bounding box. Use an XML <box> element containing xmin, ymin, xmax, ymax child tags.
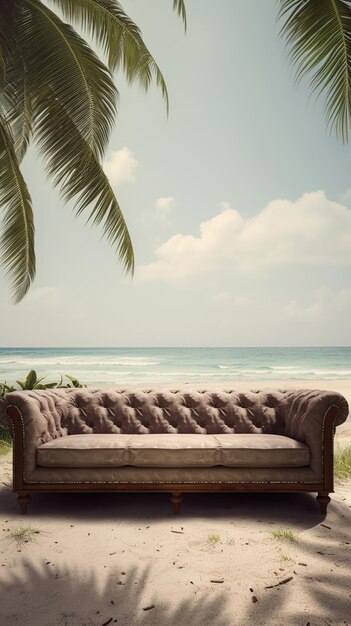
<box><xmin>0</xmin><ymin>486</ymin><xmax>331</xmax><ymax>527</ymax></box>
<box><xmin>1</xmin><ymin>463</ymin><xmax>351</xmax><ymax>625</ymax></box>
<box><xmin>1</xmin><ymin>541</ymin><xmax>350</xmax><ymax>626</ymax></box>
<box><xmin>0</xmin><ymin>557</ymin><xmax>232</xmax><ymax>626</ymax></box>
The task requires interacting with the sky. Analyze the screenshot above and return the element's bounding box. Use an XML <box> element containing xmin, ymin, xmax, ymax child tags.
<box><xmin>1</xmin><ymin>0</ymin><xmax>351</xmax><ymax>347</ymax></box>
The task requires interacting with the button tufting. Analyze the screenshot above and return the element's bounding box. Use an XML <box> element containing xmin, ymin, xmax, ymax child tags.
<box><xmin>43</xmin><ymin>388</ymin><xmax>286</xmax><ymax>435</ymax></box>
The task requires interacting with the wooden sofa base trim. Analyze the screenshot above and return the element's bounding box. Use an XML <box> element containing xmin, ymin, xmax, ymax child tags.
<box><xmin>19</xmin><ymin>480</ymin><xmax>323</xmax><ymax>490</ymax></box>
<box><xmin>21</xmin><ymin>477</ymin><xmax>322</xmax><ymax>486</ymax></box>
<box><xmin>16</xmin><ymin>483</ymin><xmax>331</xmax><ymax>516</ymax></box>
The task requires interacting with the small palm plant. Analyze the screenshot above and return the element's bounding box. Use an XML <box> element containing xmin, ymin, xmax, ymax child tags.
<box><xmin>0</xmin><ymin>370</ymin><xmax>86</xmax><ymax>396</ymax></box>
<box><xmin>16</xmin><ymin>369</ymin><xmax>59</xmax><ymax>391</ymax></box>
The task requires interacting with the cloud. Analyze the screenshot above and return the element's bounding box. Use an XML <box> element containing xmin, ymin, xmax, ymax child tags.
<box><xmin>103</xmin><ymin>147</ymin><xmax>138</xmax><ymax>184</ymax></box>
<box><xmin>154</xmin><ymin>197</ymin><xmax>176</xmax><ymax>225</ymax></box>
<box><xmin>136</xmin><ymin>191</ymin><xmax>351</xmax><ymax>282</ymax></box>
<box><xmin>155</xmin><ymin>196</ymin><xmax>175</xmax><ymax>212</ymax></box>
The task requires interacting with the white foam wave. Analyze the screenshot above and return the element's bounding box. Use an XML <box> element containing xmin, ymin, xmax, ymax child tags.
<box><xmin>1</xmin><ymin>358</ymin><xmax>160</xmax><ymax>368</ymax></box>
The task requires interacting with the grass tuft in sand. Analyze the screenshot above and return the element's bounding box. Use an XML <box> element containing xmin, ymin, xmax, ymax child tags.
<box><xmin>272</xmin><ymin>529</ymin><xmax>297</xmax><ymax>543</ymax></box>
<box><xmin>0</xmin><ymin>440</ymin><xmax>11</xmax><ymax>457</ymax></box>
<box><xmin>11</xmin><ymin>526</ymin><xmax>40</xmax><ymax>547</ymax></box>
<box><xmin>334</xmin><ymin>444</ymin><xmax>351</xmax><ymax>479</ymax></box>
<box><xmin>207</xmin><ymin>533</ymin><xmax>221</xmax><ymax>545</ymax></box>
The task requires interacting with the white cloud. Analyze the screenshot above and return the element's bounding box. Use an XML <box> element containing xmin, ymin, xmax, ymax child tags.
<box><xmin>153</xmin><ymin>197</ymin><xmax>176</xmax><ymax>226</ymax></box>
<box><xmin>137</xmin><ymin>191</ymin><xmax>351</xmax><ymax>282</ymax></box>
<box><xmin>155</xmin><ymin>196</ymin><xmax>175</xmax><ymax>212</ymax></box>
<box><xmin>103</xmin><ymin>147</ymin><xmax>138</xmax><ymax>184</ymax></box>
<box><xmin>219</xmin><ymin>200</ymin><xmax>231</xmax><ymax>211</ymax></box>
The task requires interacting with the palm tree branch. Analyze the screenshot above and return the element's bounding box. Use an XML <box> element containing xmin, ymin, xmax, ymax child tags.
<box><xmin>47</xmin><ymin>0</ymin><xmax>170</xmax><ymax>111</ymax></box>
<box><xmin>0</xmin><ymin>16</ymin><xmax>33</xmax><ymax>163</ymax></box>
<box><xmin>0</xmin><ymin>2</ymin><xmax>20</xmax><ymax>74</ymax></box>
<box><xmin>173</xmin><ymin>0</ymin><xmax>187</xmax><ymax>31</ymax></box>
<box><xmin>0</xmin><ymin>51</ymin><xmax>6</xmax><ymax>79</ymax></box>
<box><xmin>5</xmin><ymin>67</ymin><xmax>33</xmax><ymax>162</ymax></box>
<box><xmin>0</xmin><ymin>109</ymin><xmax>35</xmax><ymax>303</ymax></box>
<box><xmin>34</xmin><ymin>92</ymin><xmax>134</xmax><ymax>274</ymax></box>
<box><xmin>14</xmin><ymin>76</ymin><xmax>33</xmax><ymax>162</ymax></box>
<box><xmin>278</xmin><ymin>0</ymin><xmax>351</xmax><ymax>142</ymax></box>
<box><xmin>22</xmin><ymin>0</ymin><xmax>117</xmax><ymax>158</ymax></box>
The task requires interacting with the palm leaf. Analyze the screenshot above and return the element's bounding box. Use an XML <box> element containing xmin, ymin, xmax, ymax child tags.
<box><xmin>22</xmin><ymin>0</ymin><xmax>117</xmax><ymax>158</ymax></box>
<box><xmin>2</xmin><ymin>54</ymin><xmax>33</xmax><ymax>162</ymax></box>
<box><xmin>0</xmin><ymin>50</ymin><xmax>6</xmax><ymax>81</ymax></box>
<box><xmin>0</xmin><ymin>3</ymin><xmax>21</xmax><ymax>83</ymax></box>
<box><xmin>0</xmin><ymin>109</ymin><xmax>35</xmax><ymax>303</ymax></box>
<box><xmin>11</xmin><ymin>76</ymin><xmax>33</xmax><ymax>163</ymax></box>
<box><xmin>173</xmin><ymin>0</ymin><xmax>187</xmax><ymax>31</ymax></box>
<box><xmin>0</xmin><ymin>13</ymin><xmax>32</xmax><ymax>162</ymax></box>
<box><xmin>34</xmin><ymin>91</ymin><xmax>134</xmax><ymax>274</ymax></box>
<box><xmin>24</xmin><ymin>370</ymin><xmax>37</xmax><ymax>389</ymax></box>
<box><xmin>47</xmin><ymin>0</ymin><xmax>171</xmax><ymax>111</ymax></box>
<box><xmin>278</xmin><ymin>0</ymin><xmax>351</xmax><ymax>142</ymax></box>
<box><xmin>0</xmin><ymin>2</ymin><xmax>20</xmax><ymax>73</ymax></box>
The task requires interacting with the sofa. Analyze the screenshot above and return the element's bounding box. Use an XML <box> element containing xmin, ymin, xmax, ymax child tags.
<box><xmin>1</xmin><ymin>387</ymin><xmax>348</xmax><ymax>515</ymax></box>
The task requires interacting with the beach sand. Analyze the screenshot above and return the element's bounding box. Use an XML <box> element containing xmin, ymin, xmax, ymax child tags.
<box><xmin>0</xmin><ymin>380</ymin><xmax>350</xmax><ymax>625</ymax></box>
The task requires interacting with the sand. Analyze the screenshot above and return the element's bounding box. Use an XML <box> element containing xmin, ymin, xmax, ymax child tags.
<box><xmin>0</xmin><ymin>380</ymin><xmax>350</xmax><ymax>626</ymax></box>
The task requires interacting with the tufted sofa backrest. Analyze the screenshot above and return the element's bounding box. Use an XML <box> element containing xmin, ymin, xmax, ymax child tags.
<box><xmin>4</xmin><ymin>388</ymin><xmax>290</xmax><ymax>439</ymax></box>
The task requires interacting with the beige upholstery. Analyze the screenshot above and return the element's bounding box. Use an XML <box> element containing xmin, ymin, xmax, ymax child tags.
<box><xmin>1</xmin><ymin>387</ymin><xmax>348</xmax><ymax>483</ymax></box>
<box><xmin>29</xmin><ymin>464</ymin><xmax>319</xmax><ymax>484</ymax></box>
<box><xmin>37</xmin><ymin>433</ymin><xmax>310</xmax><ymax>468</ymax></box>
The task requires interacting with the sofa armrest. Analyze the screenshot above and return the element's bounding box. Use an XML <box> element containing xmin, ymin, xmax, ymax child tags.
<box><xmin>282</xmin><ymin>389</ymin><xmax>348</xmax><ymax>439</ymax></box>
<box><xmin>282</xmin><ymin>389</ymin><xmax>349</xmax><ymax>480</ymax></box>
<box><xmin>3</xmin><ymin>390</ymin><xmax>68</xmax><ymax>482</ymax></box>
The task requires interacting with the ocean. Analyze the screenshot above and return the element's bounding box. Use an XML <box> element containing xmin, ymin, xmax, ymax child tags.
<box><xmin>0</xmin><ymin>347</ymin><xmax>351</xmax><ymax>387</ymax></box>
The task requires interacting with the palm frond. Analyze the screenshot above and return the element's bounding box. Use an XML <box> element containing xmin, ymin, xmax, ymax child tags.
<box><xmin>2</xmin><ymin>54</ymin><xmax>33</xmax><ymax>162</ymax></box>
<box><xmin>0</xmin><ymin>10</ymin><xmax>33</xmax><ymax>162</ymax></box>
<box><xmin>47</xmin><ymin>0</ymin><xmax>170</xmax><ymax>111</ymax></box>
<box><xmin>278</xmin><ymin>0</ymin><xmax>351</xmax><ymax>142</ymax></box>
<box><xmin>0</xmin><ymin>51</ymin><xmax>5</xmax><ymax>81</ymax></box>
<box><xmin>173</xmin><ymin>0</ymin><xmax>187</xmax><ymax>31</ymax></box>
<box><xmin>10</xmin><ymin>76</ymin><xmax>33</xmax><ymax>163</ymax></box>
<box><xmin>0</xmin><ymin>2</ymin><xmax>21</xmax><ymax>78</ymax></box>
<box><xmin>22</xmin><ymin>0</ymin><xmax>117</xmax><ymax>158</ymax></box>
<box><xmin>0</xmin><ymin>110</ymin><xmax>35</xmax><ymax>303</ymax></box>
<box><xmin>34</xmin><ymin>91</ymin><xmax>134</xmax><ymax>274</ymax></box>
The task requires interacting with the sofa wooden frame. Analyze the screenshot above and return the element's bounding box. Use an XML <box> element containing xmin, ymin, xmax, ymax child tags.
<box><xmin>6</xmin><ymin>403</ymin><xmax>341</xmax><ymax>516</ymax></box>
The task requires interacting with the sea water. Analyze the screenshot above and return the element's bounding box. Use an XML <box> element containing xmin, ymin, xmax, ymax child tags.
<box><xmin>0</xmin><ymin>346</ymin><xmax>351</xmax><ymax>387</ymax></box>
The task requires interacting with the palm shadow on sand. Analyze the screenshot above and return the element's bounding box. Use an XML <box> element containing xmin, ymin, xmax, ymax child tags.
<box><xmin>1</xmin><ymin>550</ymin><xmax>350</xmax><ymax>626</ymax></box>
<box><xmin>1</xmin><ymin>467</ymin><xmax>351</xmax><ymax>625</ymax></box>
<box><xmin>1</xmin><ymin>558</ymin><xmax>231</xmax><ymax>626</ymax></box>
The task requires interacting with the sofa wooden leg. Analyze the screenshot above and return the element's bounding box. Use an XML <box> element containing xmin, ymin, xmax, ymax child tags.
<box><xmin>317</xmin><ymin>492</ymin><xmax>330</xmax><ymax>515</ymax></box>
<box><xmin>170</xmin><ymin>492</ymin><xmax>182</xmax><ymax>514</ymax></box>
<box><xmin>18</xmin><ymin>492</ymin><xmax>31</xmax><ymax>515</ymax></box>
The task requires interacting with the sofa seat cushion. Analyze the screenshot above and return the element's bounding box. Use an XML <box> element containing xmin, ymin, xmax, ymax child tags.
<box><xmin>36</xmin><ymin>433</ymin><xmax>310</xmax><ymax>468</ymax></box>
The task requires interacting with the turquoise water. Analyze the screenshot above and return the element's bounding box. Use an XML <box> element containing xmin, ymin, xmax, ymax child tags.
<box><xmin>0</xmin><ymin>347</ymin><xmax>351</xmax><ymax>386</ymax></box>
